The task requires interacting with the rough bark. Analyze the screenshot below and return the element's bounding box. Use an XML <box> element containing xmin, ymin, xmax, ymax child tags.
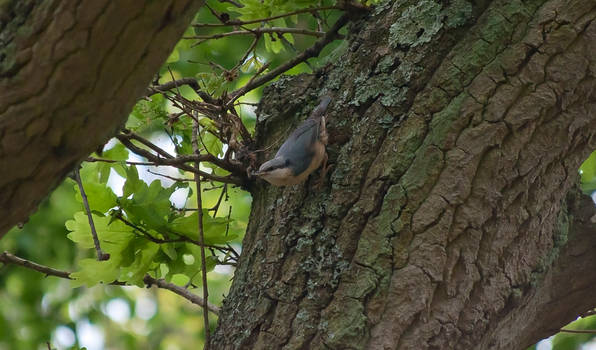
<box><xmin>0</xmin><ymin>0</ymin><xmax>201</xmax><ymax>236</ymax></box>
<box><xmin>212</xmin><ymin>0</ymin><xmax>596</xmax><ymax>349</ymax></box>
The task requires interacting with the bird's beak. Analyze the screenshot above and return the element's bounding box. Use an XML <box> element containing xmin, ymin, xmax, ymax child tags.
<box><xmin>252</xmin><ymin>169</ymin><xmax>266</xmax><ymax>177</ymax></box>
<box><xmin>246</xmin><ymin>166</ymin><xmax>260</xmax><ymax>179</ymax></box>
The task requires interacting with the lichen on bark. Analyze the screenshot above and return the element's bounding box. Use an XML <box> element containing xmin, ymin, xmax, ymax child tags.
<box><xmin>212</xmin><ymin>0</ymin><xmax>596</xmax><ymax>349</ymax></box>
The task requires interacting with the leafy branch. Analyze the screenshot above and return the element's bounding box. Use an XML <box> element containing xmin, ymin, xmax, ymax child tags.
<box><xmin>0</xmin><ymin>251</ymin><xmax>220</xmax><ymax>315</ymax></box>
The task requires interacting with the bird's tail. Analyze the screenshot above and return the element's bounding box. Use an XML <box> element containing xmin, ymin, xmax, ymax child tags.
<box><xmin>310</xmin><ymin>95</ymin><xmax>332</xmax><ymax>119</ymax></box>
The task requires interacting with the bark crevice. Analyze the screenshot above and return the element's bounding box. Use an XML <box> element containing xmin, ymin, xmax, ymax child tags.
<box><xmin>212</xmin><ymin>0</ymin><xmax>596</xmax><ymax>349</ymax></box>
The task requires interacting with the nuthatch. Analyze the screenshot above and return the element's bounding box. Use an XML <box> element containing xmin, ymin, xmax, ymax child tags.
<box><xmin>254</xmin><ymin>96</ymin><xmax>331</xmax><ymax>186</ymax></box>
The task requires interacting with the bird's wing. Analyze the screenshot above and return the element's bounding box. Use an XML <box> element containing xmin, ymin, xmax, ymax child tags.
<box><xmin>275</xmin><ymin>118</ymin><xmax>320</xmax><ymax>175</ymax></box>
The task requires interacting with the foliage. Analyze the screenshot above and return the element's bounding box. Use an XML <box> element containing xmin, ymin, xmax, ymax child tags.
<box><xmin>580</xmin><ymin>150</ymin><xmax>596</xmax><ymax>195</ymax></box>
<box><xmin>1</xmin><ymin>0</ymin><xmax>595</xmax><ymax>349</ymax></box>
<box><xmin>0</xmin><ymin>0</ymin><xmax>349</xmax><ymax>348</ymax></box>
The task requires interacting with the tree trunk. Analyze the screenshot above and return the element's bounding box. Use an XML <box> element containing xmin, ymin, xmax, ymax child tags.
<box><xmin>0</xmin><ymin>0</ymin><xmax>201</xmax><ymax>236</ymax></box>
<box><xmin>212</xmin><ymin>0</ymin><xmax>596</xmax><ymax>349</ymax></box>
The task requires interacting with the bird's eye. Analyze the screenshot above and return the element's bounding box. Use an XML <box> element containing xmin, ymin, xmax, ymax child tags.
<box><xmin>285</xmin><ymin>159</ymin><xmax>291</xmax><ymax>166</ymax></box>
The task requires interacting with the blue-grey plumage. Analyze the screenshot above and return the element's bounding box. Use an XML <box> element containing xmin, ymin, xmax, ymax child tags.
<box><xmin>256</xmin><ymin>96</ymin><xmax>331</xmax><ymax>186</ymax></box>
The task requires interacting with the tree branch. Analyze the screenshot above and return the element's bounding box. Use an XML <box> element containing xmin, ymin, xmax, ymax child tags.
<box><xmin>117</xmin><ymin>131</ymin><xmax>245</xmax><ymax>175</ymax></box>
<box><xmin>557</xmin><ymin>329</ymin><xmax>596</xmax><ymax>334</ymax></box>
<box><xmin>192</xmin><ymin>6</ymin><xmax>342</xmax><ymax>27</ymax></box>
<box><xmin>0</xmin><ymin>251</ymin><xmax>220</xmax><ymax>315</ymax></box>
<box><xmin>145</xmin><ymin>77</ymin><xmax>201</xmax><ymax>98</ymax></box>
<box><xmin>185</xmin><ymin>27</ymin><xmax>326</xmax><ymax>41</ymax></box>
<box><xmin>226</xmin><ymin>13</ymin><xmax>351</xmax><ymax>107</ymax></box>
<box><xmin>0</xmin><ymin>251</ymin><xmax>72</xmax><ymax>280</ymax></box>
<box><xmin>143</xmin><ymin>275</ymin><xmax>220</xmax><ymax>315</ymax></box>
<box><xmin>115</xmin><ymin>135</ymin><xmax>244</xmax><ymax>186</ymax></box>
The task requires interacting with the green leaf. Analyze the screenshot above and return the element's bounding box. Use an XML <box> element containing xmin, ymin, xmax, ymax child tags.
<box><xmin>119</xmin><ymin>239</ymin><xmax>160</xmax><ymax>286</ymax></box>
<box><xmin>66</xmin><ymin>211</ymin><xmax>162</xmax><ymax>287</ymax></box>
<box><xmin>102</xmin><ymin>142</ymin><xmax>129</xmax><ymax>161</ymax></box>
<box><xmin>66</xmin><ymin>212</ymin><xmax>135</xmax><ymax>286</ymax></box>
<box><xmin>66</xmin><ymin>212</ymin><xmax>134</xmax><ymax>251</ymax></box>
<box><xmin>74</xmin><ymin>181</ymin><xmax>117</xmax><ymax>213</ymax></box>
<box><xmin>167</xmin><ymin>47</ymin><xmax>180</xmax><ymax>63</ymax></box>
<box><xmin>580</xmin><ymin>150</ymin><xmax>596</xmax><ymax>192</ymax></box>
<box><xmin>171</xmin><ymin>274</ymin><xmax>190</xmax><ymax>286</ymax></box>
<box><xmin>161</xmin><ymin>244</ymin><xmax>178</xmax><ymax>260</ymax></box>
<box><xmin>166</xmin><ymin>211</ymin><xmax>236</xmax><ymax>244</ymax></box>
<box><xmin>120</xmin><ymin>178</ymin><xmax>184</xmax><ymax>230</ymax></box>
<box><xmin>122</xmin><ymin>166</ymin><xmax>142</xmax><ymax>199</ymax></box>
<box><xmin>163</xmin><ymin>244</ymin><xmax>217</xmax><ymax>284</ymax></box>
<box><xmin>202</xmin><ymin>131</ymin><xmax>223</xmax><ymax>156</ymax></box>
<box><xmin>69</xmin><ymin>258</ymin><xmax>120</xmax><ymax>287</ymax></box>
<box><xmin>128</xmin><ymin>95</ymin><xmax>168</xmax><ymax>131</ymax></box>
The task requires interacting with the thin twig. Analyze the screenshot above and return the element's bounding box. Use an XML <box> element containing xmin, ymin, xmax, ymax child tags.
<box><xmin>225</xmin><ymin>243</ymin><xmax>240</xmax><ymax>261</ymax></box>
<box><xmin>167</xmin><ymin>66</ymin><xmax>183</xmax><ymax>98</ymax></box>
<box><xmin>120</xmin><ymin>131</ymin><xmax>174</xmax><ymax>159</ymax></box>
<box><xmin>116</xmin><ymin>135</ymin><xmax>244</xmax><ymax>185</ymax></box>
<box><xmin>581</xmin><ymin>309</ymin><xmax>596</xmax><ymax>318</ymax></box>
<box><xmin>184</xmin><ymin>27</ymin><xmax>326</xmax><ymax>41</ymax></box>
<box><xmin>114</xmin><ymin>213</ymin><xmax>185</xmax><ymax>244</ymax></box>
<box><xmin>86</xmin><ymin>157</ymin><xmax>156</xmax><ymax>166</ymax></box>
<box><xmin>193</xmin><ymin>119</ymin><xmax>211</xmax><ymax>348</ymax></box>
<box><xmin>0</xmin><ymin>251</ymin><xmax>219</xmax><ymax>315</ymax></box>
<box><xmin>209</xmin><ymin>184</ymin><xmax>227</xmax><ymax>216</ymax></box>
<box><xmin>226</xmin><ymin>13</ymin><xmax>350</xmax><ymax>107</ymax></box>
<box><xmin>144</xmin><ymin>78</ymin><xmax>201</xmax><ymax>98</ymax></box>
<box><xmin>74</xmin><ymin>168</ymin><xmax>109</xmax><ymax>261</ymax></box>
<box><xmin>218</xmin><ymin>0</ymin><xmax>243</xmax><ymax>8</ymax></box>
<box><xmin>225</xmin><ymin>206</ymin><xmax>232</xmax><ymax>237</ymax></box>
<box><xmin>118</xmin><ymin>134</ymin><xmax>243</xmax><ymax>177</ymax></box>
<box><xmin>147</xmin><ymin>169</ymin><xmax>193</xmax><ymax>182</ymax></box>
<box><xmin>231</xmin><ymin>36</ymin><xmax>260</xmax><ymax>73</ymax></box>
<box><xmin>0</xmin><ymin>251</ymin><xmax>72</xmax><ymax>279</ymax></box>
<box><xmin>192</xmin><ymin>6</ymin><xmax>342</xmax><ymax>27</ymax></box>
<box><xmin>143</xmin><ymin>275</ymin><xmax>220</xmax><ymax>315</ymax></box>
<box><xmin>558</xmin><ymin>328</ymin><xmax>596</xmax><ymax>334</ymax></box>
<box><xmin>113</xmin><ymin>213</ymin><xmax>232</xmax><ymax>255</ymax></box>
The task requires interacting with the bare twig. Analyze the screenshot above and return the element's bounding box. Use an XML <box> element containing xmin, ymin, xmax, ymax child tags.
<box><xmin>120</xmin><ymin>131</ymin><xmax>174</xmax><ymax>159</ymax></box>
<box><xmin>185</xmin><ymin>27</ymin><xmax>326</xmax><ymax>41</ymax></box>
<box><xmin>193</xmin><ymin>119</ymin><xmax>211</xmax><ymax>347</ymax></box>
<box><xmin>143</xmin><ymin>275</ymin><xmax>220</xmax><ymax>315</ymax></box>
<box><xmin>116</xmin><ymin>135</ymin><xmax>244</xmax><ymax>185</ymax></box>
<box><xmin>167</xmin><ymin>66</ymin><xmax>183</xmax><ymax>98</ymax></box>
<box><xmin>0</xmin><ymin>251</ymin><xmax>72</xmax><ymax>279</ymax></box>
<box><xmin>147</xmin><ymin>169</ymin><xmax>193</xmax><ymax>182</ymax></box>
<box><xmin>225</xmin><ymin>207</ymin><xmax>232</xmax><ymax>238</ymax></box>
<box><xmin>226</xmin><ymin>13</ymin><xmax>350</xmax><ymax>107</ymax></box>
<box><xmin>218</xmin><ymin>0</ymin><xmax>243</xmax><ymax>8</ymax></box>
<box><xmin>209</xmin><ymin>184</ymin><xmax>228</xmax><ymax>216</ymax></box>
<box><xmin>114</xmin><ymin>213</ymin><xmax>184</xmax><ymax>244</ymax></box>
<box><xmin>74</xmin><ymin>168</ymin><xmax>109</xmax><ymax>261</ymax></box>
<box><xmin>0</xmin><ymin>251</ymin><xmax>219</xmax><ymax>315</ymax></box>
<box><xmin>231</xmin><ymin>36</ymin><xmax>260</xmax><ymax>73</ymax></box>
<box><xmin>558</xmin><ymin>328</ymin><xmax>596</xmax><ymax>334</ymax></box>
<box><xmin>86</xmin><ymin>157</ymin><xmax>156</xmax><ymax>166</ymax></box>
<box><xmin>193</xmin><ymin>6</ymin><xmax>342</xmax><ymax>27</ymax></box>
<box><xmin>145</xmin><ymin>78</ymin><xmax>201</xmax><ymax>97</ymax></box>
